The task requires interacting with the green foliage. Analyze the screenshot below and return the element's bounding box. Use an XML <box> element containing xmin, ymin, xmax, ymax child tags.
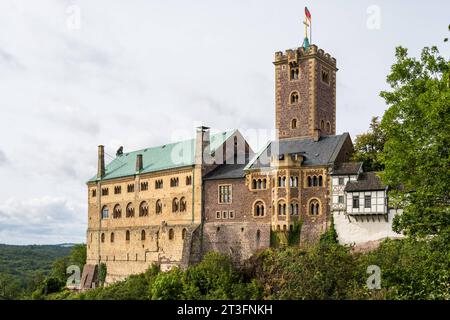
<box><xmin>98</xmin><ymin>263</ymin><xmax>107</xmax><ymax>286</ymax></box>
<box><xmin>352</xmin><ymin>116</ymin><xmax>386</xmax><ymax>172</ymax></box>
<box><xmin>0</xmin><ymin>244</ymin><xmax>73</xmax><ymax>299</ymax></box>
<box><xmin>270</xmin><ymin>223</ymin><xmax>301</xmax><ymax>248</ymax></box>
<box><xmin>68</xmin><ymin>244</ymin><xmax>86</xmax><ymax>270</ymax></box>
<box><xmin>319</xmin><ymin>216</ymin><xmax>338</xmax><ymax>246</ymax></box>
<box><xmin>379</xmin><ymin>46</ymin><xmax>450</xmax><ymax>237</ymax></box>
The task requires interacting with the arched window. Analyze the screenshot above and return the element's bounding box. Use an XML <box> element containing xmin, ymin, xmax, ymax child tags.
<box><xmin>110</xmin><ymin>232</ymin><xmax>114</xmax><ymax>243</ymax></box>
<box><xmin>101</xmin><ymin>206</ymin><xmax>109</xmax><ymax>219</ymax></box>
<box><xmin>321</xmin><ymin>120</ymin><xmax>325</xmax><ymax>130</ymax></box>
<box><xmin>326</xmin><ymin>121</ymin><xmax>331</xmax><ymax>133</ymax></box>
<box><xmin>263</xmin><ymin>179</ymin><xmax>267</xmax><ymax>189</ymax></box>
<box><xmin>291</xmin><ymin>118</ymin><xmax>297</xmax><ymax>129</ymax></box>
<box><xmin>141</xmin><ymin>230</ymin><xmax>146</xmax><ymax>240</ymax></box>
<box><xmin>182</xmin><ymin>228</ymin><xmax>187</xmax><ymax>240</ymax></box>
<box><xmin>126</xmin><ymin>203</ymin><xmax>134</xmax><ymax>218</ymax></box>
<box><xmin>309</xmin><ymin>199</ymin><xmax>321</xmax><ymax>216</ymax></box>
<box><xmin>125</xmin><ymin>230</ymin><xmax>130</xmax><ymax>241</ymax></box>
<box><xmin>278</xmin><ymin>177</ymin><xmax>282</xmax><ymax>187</ymax></box>
<box><xmin>180</xmin><ymin>197</ymin><xmax>187</xmax><ymax>212</ymax></box>
<box><xmin>172</xmin><ymin>198</ymin><xmax>179</xmax><ymax>212</ymax></box>
<box><xmin>290</xmin><ymin>63</ymin><xmax>299</xmax><ymax>80</ymax></box>
<box><xmin>278</xmin><ymin>201</ymin><xmax>286</xmax><ymax>215</ymax></box>
<box><xmin>254</xmin><ymin>201</ymin><xmax>265</xmax><ymax>217</ymax></box>
<box><xmin>290</xmin><ymin>202</ymin><xmax>299</xmax><ymax>215</ymax></box>
<box><xmin>294</xmin><ymin>177</ymin><xmax>299</xmax><ymax>187</ymax></box>
<box><xmin>169</xmin><ymin>228</ymin><xmax>174</xmax><ymax>240</ymax></box>
<box><xmin>313</xmin><ymin>176</ymin><xmax>318</xmax><ymax>186</ymax></box>
<box><xmin>156</xmin><ymin>199</ymin><xmax>162</xmax><ymax>214</ymax></box>
<box><xmin>290</xmin><ymin>92</ymin><xmax>299</xmax><ymax>104</ymax></box>
<box><xmin>252</xmin><ymin>179</ymin><xmax>257</xmax><ymax>189</ymax></box>
<box><xmin>282</xmin><ymin>176</ymin><xmax>286</xmax><ymax>187</ymax></box>
<box><xmin>307</xmin><ymin>176</ymin><xmax>312</xmax><ymax>187</ymax></box>
<box><xmin>139</xmin><ymin>201</ymin><xmax>148</xmax><ymax>217</ymax></box>
<box><xmin>101</xmin><ymin>233</ymin><xmax>105</xmax><ymax>243</ymax></box>
<box><xmin>319</xmin><ymin>175</ymin><xmax>323</xmax><ymax>187</ymax></box>
<box><xmin>113</xmin><ymin>204</ymin><xmax>121</xmax><ymax>219</ymax></box>
<box><xmin>257</xmin><ymin>179</ymin><xmax>262</xmax><ymax>189</ymax></box>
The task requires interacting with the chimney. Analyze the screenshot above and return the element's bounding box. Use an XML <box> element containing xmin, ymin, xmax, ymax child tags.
<box><xmin>97</xmin><ymin>145</ymin><xmax>105</xmax><ymax>179</ymax></box>
<box><xmin>136</xmin><ymin>154</ymin><xmax>143</xmax><ymax>172</ymax></box>
<box><xmin>195</xmin><ymin>126</ymin><xmax>211</xmax><ymax>165</ymax></box>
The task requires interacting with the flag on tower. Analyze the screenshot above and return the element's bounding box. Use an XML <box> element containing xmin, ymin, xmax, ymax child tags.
<box><xmin>305</xmin><ymin>7</ymin><xmax>311</xmax><ymax>21</ymax></box>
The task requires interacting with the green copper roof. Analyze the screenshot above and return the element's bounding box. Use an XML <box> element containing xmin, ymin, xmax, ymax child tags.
<box><xmin>89</xmin><ymin>130</ymin><xmax>236</xmax><ymax>183</ymax></box>
<box><xmin>302</xmin><ymin>37</ymin><xmax>310</xmax><ymax>50</ymax></box>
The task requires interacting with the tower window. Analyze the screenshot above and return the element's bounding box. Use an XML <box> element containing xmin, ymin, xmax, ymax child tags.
<box><xmin>289</xmin><ymin>62</ymin><xmax>299</xmax><ymax>80</ymax></box>
<box><xmin>290</xmin><ymin>92</ymin><xmax>299</xmax><ymax>104</ymax></box>
<box><xmin>91</xmin><ymin>189</ymin><xmax>96</xmax><ymax>197</ymax></box>
<box><xmin>326</xmin><ymin>121</ymin><xmax>331</xmax><ymax>133</ymax></box>
<box><xmin>291</xmin><ymin>119</ymin><xmax>297</xmax><ymax>129</ymax></box>
<box><xmin>321</xmin><ymin>68</ymin><xmax>330</xmax><ymax>85</ymax></box>
<box><xmin>321</xmin><ymin>120</ymin><xmax>325</xmax><ymax>130</ymax></box>
<box><xmin>309</xmin><ymin>199</ymin><xmax>320</xmax><ymax>216</ymax></box>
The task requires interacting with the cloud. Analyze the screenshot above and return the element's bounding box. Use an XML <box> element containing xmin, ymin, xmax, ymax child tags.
<box><xmin>0</xmin><ymin>149</ymin><xmax>8</xmax><ymax>166</ymax></box>
<box><xmin>0</xmin><ymin>197</ymin><xmax>86</xmax><ymax>245</ymax></box>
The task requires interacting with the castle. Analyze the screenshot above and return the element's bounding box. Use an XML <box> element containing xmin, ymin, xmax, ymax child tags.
<box><xmin>82</xmin><ymin>34</ymin><xmax>402</xmax><ymax>286</ymax></box>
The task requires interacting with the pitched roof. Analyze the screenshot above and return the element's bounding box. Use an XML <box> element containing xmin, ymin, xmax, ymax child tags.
<box><xmin>344</xmin><ymin>172</ymin><xmax>386</xmax><ymax>192</ymax></box>
<box><xmin>331</xmin><ymin>162</ymin><xmax>363</xmax><ymax>176</ymax></box>
<box><xmin>245</xmin><ymin>133</ymin><xmax>350</xmax><ymax>170</ymax></box>
<box><xmin>203</xmin><ymin>163</ymin><xmax>247</xmax><ymax>181</ymax></box>
<box><xmin>89</xmin><ymin>130</ymin><xmax>236</xmax><ymax>182</ymax></box>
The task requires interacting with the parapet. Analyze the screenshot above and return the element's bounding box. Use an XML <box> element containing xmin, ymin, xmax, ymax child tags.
<box><xmin>274</xmin><ymin>44</ymin><xmax>337</xmax><ymax>69</ymax></box>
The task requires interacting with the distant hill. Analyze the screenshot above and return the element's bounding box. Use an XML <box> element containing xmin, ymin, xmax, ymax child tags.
<box><xmin>0</xmin><ymin>244</ymin><xmax>78</xmax><ymax>295</ymax></box>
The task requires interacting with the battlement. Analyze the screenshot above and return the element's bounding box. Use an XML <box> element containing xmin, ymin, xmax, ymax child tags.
<box><xmin>274</xmin><ymin>44</ymin><xmax>337</xmax><ymax>68</ymax></box>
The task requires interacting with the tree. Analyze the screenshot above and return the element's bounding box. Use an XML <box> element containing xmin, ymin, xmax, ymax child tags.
<box><xmin>68</xmin><ymin>244</ymin><xmax>86</xmax><ymax>270</ymax></box>
<box><xmin>379</xmin><ymin>46</ymin><xmax>450</xmax><ymax>237</ymax></box>
<box><xmin>352</xmin><ymin>116</ymin><xmax>385</xmax><ymax>172</ymax></box>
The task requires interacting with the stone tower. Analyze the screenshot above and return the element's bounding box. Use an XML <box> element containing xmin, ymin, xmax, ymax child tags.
<box><xmin>274</xmin><ymin>44</ymin><xmax>337</xmax><ymax>141</ymax></box>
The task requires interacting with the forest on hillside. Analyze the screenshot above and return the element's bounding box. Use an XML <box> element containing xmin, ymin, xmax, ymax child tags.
<box><xmin>0</xmin><ymin>244</ymin><xmax>74</xmax><ymax>299</ymax></box>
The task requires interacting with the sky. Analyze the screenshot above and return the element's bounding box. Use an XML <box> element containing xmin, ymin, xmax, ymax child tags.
<box><xmin>0</xmin><ymin>0</ymin><xmax>448</xmax><ymax>245</ymax></box>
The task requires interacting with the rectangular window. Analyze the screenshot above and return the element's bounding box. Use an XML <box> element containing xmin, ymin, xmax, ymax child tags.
<box><xmin>101</xmin><ymin>188</ymin><xmax>109</xmax><ymax>196</ymax></box>
<box><xmin>218</xmin><ymin>185</ymin><xmax>232</xmax><ymax>204</ymax></box>
<box><xmin>114</xmin><ymin>186</ymin><xmax>121</xmax><ymax>194</ymax></box>
<box><xmin>140</xmin><ymin>181</ymin><xmax>148</xmax><ymax>191</ymax></box>
<box><xmin>365</xmin><ymin>195</ymin><xmax>372</xmax><ymax>208</ymax></box>
<box><xmin>91</xmin><ymin>189</ymin><xmax>96</xmax><ymax>197</ymax></box>
<box><xmin>186</xmin><ymin>176</ymin><xmax>192</xmax><ymax>186</ymax></box>
<box><xmin>216</xmin><ymin>211</ymin><xmax>221</xmax><ymax>219</ymax></box>
<box><xmin>222</xmin><ymin>211</ymin><xmax>228</xmax><ymax>219</ymax></box>
<box><xmin>155</xmin><ymin>180</ymin><xmax>163</xmax><ymax>189</ymax></box>
<box><xmin>229</xmin><ymin>211</ymin><xmax>235</xmax><ymax>219</ymax></box>
<box><xmin>127</xmin><ymin>184</ymin><xmax>134</xmax><ymax>193</ymax></box>
<box><xmin>352</xmin><ymin>196</ymin><xmax>360</xmax><ymax>209</ymax></box>
<box><xmin>338</xmin><ymin>195</ymin><xmax>344</xmax><ymax>204</ymax></box>
<box><xmin>338</xmin><ymin>177</ymin><xmax>344</xmax><ymax>185</ymax></box>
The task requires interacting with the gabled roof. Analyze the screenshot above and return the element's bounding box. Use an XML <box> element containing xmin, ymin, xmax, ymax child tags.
<box><xmin>89</xmin><ymin>130</ymin><xmax>236</xmax><ymax>182</ymax></box>
<box><xmin>331</xmin><ymin>162</ymin><xmax>363</xmax><ymax>176</ymax></box>
<box><xmin>245</xmin><ymin>133</ymin><xmax>350</xmax><ymax>170</ymax></box>
<box><xmin>345</xmin><ymin>172</ymin><xmax>386</xmax><ymax>192</ymax></box>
